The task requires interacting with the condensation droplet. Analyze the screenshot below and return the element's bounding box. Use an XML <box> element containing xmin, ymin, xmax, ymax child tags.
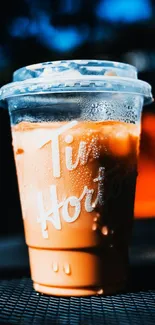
<box><xmin>52</xmin><ymin>262</ymin><xmax>59</xmax><ymax>272</ymax></box>
<box><xmin>92</xmin><ymin>202</ymin><xmax>96</xmax><ymax>208</ymax></box>
<box><xmin>16</xmin><ymin>148</ymin><xmax>24</xmax><ymax>155</ymax></box>
<box><xmin>63</xmin><ymin>263</ymin><xmax>71</xmax><ymax>275</ymax></box>
<box><xmin>93</xmin><ymin>217</ymin><xmax>97</xmax><ymax>222</ymax></box>
<box><xmin>97</xmin><ymin>288</ymin><xmax>104</xmax><ymax>295</ymax></box>
<box><xmin>111</xmin><ymin>230</ymin><xmax>114</xmax><ymax>234</ymax></box>
<box><xmin>65</xmin><ymin>134</ymin><xmax>73</xmax><ymax>144</ymax></box>
<box><xmin>101</xmin><ymin>226</ymin><xmax>108</xmax><ymax>236</ymax></box>
<box><xmin>110</xmin><ymin>244</ymin><xmax>113</xmax><ymax>248</ymax></box>
<box><xmin>96</xmin><ymin>213</ymin><xmax>100</xmax><ymax>218</ymax></box>
<box><xmin>92</xmin><ymin>223</ymin><xmax>97</xmax><ymax>231</ymax></box>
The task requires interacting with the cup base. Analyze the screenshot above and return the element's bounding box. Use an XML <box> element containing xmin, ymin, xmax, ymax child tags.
<box><xmin>29</xmin><ymin>247</ymin><xmax>128</xmax><ymax>296</ymax></box>
<box><xmin>33</xmin><ymin>281</ymin><xmax>126</xmax><ymax>297</ymax></box>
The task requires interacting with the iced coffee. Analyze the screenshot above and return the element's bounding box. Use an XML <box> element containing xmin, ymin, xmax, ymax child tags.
<box><xmin>1</xmin><ymin>60</ymin><xmax>152</xmax><ymax>296</ymax></box>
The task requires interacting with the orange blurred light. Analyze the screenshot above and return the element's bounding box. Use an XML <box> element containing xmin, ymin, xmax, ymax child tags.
<box><xmin>135</xmin><ymin>112</ymin><xmax>155</xmax><ymax>218</ymax></box>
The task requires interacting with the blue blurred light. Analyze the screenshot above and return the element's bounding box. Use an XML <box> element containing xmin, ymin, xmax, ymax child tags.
<box><xmin>96</xmin><ymin>0</ymin><xmax>152</xmax><ymax>22</ymax></box>
<box><xmin>9</xmin><ymin>17</ymin><xmax>30</xmax><ymax>37</ymax></box>
<box><xmin>48</xmin><ymin>27</ymin><xmax>88</xmax><ymax>51</ymax></box>
<box><xmin>9</xmin><ymin>12</ymin><xmax>89</xmax><ymax>52</ymax></box>
<box><xmin>59</xmin><ymin>0</ymin><xmax>81</xmax><ymax>14</ymax></box>
<box><xmin>37</xmin><ymin>14</ymin><xmax>89</xmax><ymax>52</ymax></box>
<box><xmin>28</xmin><ymin>20</ymin><xmax>38</xmax><ymax>36</ymax></box>
<box><xmin>38</xmin><ymin>25</ymin><xmax>89</xmax><ymax>52</ymax></box>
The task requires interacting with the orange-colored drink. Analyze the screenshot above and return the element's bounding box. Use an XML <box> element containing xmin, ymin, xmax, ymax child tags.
<box><xmin>12</xmin><ymin>120</ymin><xmax>139</xmax><ymax>296</ymax></box>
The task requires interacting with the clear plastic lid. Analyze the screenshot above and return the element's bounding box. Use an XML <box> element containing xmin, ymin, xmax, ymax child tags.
<box><xmin>0</xmin><ymin>60</ymin><xmax>153</xmax><ymax>104</ymax></box>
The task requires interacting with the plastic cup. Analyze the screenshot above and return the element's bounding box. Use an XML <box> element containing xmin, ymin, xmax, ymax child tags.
<box><xmin>1</xmin><ymin>60</ymin><xmax>152</xmax><ymax>296</ymax></box>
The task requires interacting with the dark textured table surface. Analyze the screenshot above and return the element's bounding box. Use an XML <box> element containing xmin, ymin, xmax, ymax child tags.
<box><xmin>0</xmin><ymin>278</ymin><xmax>155</xmax><ymax>325</ymax></box>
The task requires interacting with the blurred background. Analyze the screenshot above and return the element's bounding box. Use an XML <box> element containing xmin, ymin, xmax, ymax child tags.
<box><xmin>0</xmin><ymin>0</ymin><xmax>155</xmax><ymax>280</ymax></box>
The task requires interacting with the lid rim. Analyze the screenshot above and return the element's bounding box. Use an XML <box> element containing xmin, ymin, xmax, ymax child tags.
<box><xmin>1</xmin><ymin>90</ymin><xmax>152</xmax><ymax>105</ymax></box>
<box><xmin>1</xmin><ymin>75</ymin><xmax>152</xmax><ymax>88</ymax></box>
<box><xmin>1</xmin><ymin>76</ymin><xmax>152</xmax><ymax>105</ymax></box>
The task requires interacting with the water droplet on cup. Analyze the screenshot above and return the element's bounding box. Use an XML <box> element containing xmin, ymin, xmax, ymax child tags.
<box><xmin>97</xmin><ymin>289</ymin><xmax>104</xmax><ymax>295</ymax></box>
<box><xmin>101</xmin><ymin>226</ymin><xmax>108</xmax><ymax>236</ymax></box>
<box><xmin>92</xmin><ymin>202</ymin><xmax>96</xmax><ymax>208</ymax></box>
<box><xmin>16</xmin><ymin>148</ymin><xmax>24</xmax><ymax>155</ymax></box>
<box><xmin>93</xmin><ymin>217</ymin><xmax>97</xmax><ymax>222</ymax></box>
<box><xmin>65</xmin><ymin>134</ymin><xmax>73</xmax><ymax>144</ymax></box>
<box><xmin>63</xmin><ymin>263</ymin><xmax>71</xmax><ymax>275</ymax></box>
<box><xmin>92</xmin><ymin>224</ymin><xmax>97</xmax><ymax>231</ymax></box>
<box><xmin>52</xmin><ymin>262</ymin><xmax>59</xmax><ymax>272</ymax></box>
